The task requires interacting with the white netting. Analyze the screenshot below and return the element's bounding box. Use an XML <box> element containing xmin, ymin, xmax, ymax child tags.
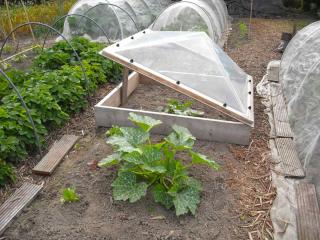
<box><xmin>150</xmin><ymin>0</ymin><xmax>229</xmax><ymax>44</ymax></box>
<box><xmin>61</xmin><ymin>0</ymin><xmax>171</xmax><ymax>42</ymax></box>
<box><xmin>279</xmin><ymin>21</ymin><xmax>320</xmax><ymax>199</ymax></box>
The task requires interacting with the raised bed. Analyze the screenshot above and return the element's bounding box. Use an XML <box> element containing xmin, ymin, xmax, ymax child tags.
<box><xmin>95</xmin><ymin>72</ymin><xmax>252</xmax><ymax>145</ymax></box>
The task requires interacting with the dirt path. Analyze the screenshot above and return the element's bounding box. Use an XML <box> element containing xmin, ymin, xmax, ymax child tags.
<box><xmin>2</xmin><ymin>18</ymin><xmax>298</xmax><ymax>240</ymax></box>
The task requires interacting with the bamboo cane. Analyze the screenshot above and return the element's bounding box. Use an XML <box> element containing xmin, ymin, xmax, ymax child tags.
<box><xmin>248</xmin><ymin>0</ymin><xmax>254</xmax><ymax>39</ymax></box>
<box><xmin>4</xmin><ymin>0</ymin><xmax>16</xmax><ymax>43</ymax></box>
<box><xmin>20</xmin><ymin>0</ymin><xmax>36</xmax><ymax>42</ymax></box>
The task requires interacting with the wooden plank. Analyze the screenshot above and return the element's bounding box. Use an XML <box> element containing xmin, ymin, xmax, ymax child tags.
<box><xmin>33</xmin><ymin>135</ymin><xmax>79</xmax><ymax>175</ymax></box>
<box><xmin>100</xmin><ymin>29</ymin><xmax>254</xmax><ymax>127</ymax></box>
<box><xmin>296</xmin><ymin>183</ymin><xmax>320</xmax><ymax>240</ymax></box>
<box><xmin>0</xmin><ymin>182</ymin><xmax>42</xmax><ymax>235</ymax></box>
<box><xmin>270</xmin><ymin>83</ymin><xmax>293</xmax><ymax>138</ymax></box>
<box><xmin>275</xmin><ymin>138</ymin><xmax>305</xmax><ymax>177</ymax></box>
<box><xmin>95</xmin><ymin>105</ymin><xmax>251</xmax><ymax>145</ymax></box>
<box><xmin>121</xmin><ymin>67</ymin><xmax>129</xmax><ymax>105</ymax></box>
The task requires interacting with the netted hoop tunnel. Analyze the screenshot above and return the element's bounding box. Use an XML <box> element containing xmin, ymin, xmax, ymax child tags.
<box><xmin>61</xmin><ymin>0</ymin><xmax>172</xmax><ymax>42</ymax></box>
<box><xmin>0</xmin><ymin>22</ymin><xmax>89</xmax><ymax>92</ymax></box>
<box><xmin>279</xmin><ymin>20</ymin><xmax>320</xmax><ymax>197</ymax></box>
<box><xmin>44</xmin><ymin>13</ymin><xmax>113</xmax><ymax>47</ymax></box>
<box><xmin>0</xmin><ymin>67</ymin><xmax>42</xmax><ymax>157</ymax></box>
<box><xmin>150</xmin><ymin>0</ymin><xmax>229</xmax><ymax>44</ymax></box>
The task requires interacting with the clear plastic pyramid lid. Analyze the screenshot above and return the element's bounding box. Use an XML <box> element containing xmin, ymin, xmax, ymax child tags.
<box><xmin>101</xmin><ymin>30</ymin><xmax>253</xmax><ymax>125</ymax></box>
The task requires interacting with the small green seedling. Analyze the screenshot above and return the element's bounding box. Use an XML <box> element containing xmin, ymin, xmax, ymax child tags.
<box><xmin>12</xmin><ymin>54</ymin><xmax>27</xmax><ymax>63</ymax></box>
<box><xmin>3</xmin><ymin>44</ymin><xmax>14</xmax><ymax>54</ymax></box>
<box><xmin>239</xmin><ymin>21</ymin><xmax>248</xmax><ymax>39</ymax></box>
<box><xmin>162</xmin><ymin>99</ymin><xmax>204</xmax><ymax>117</ymax></box>
<box><xmin>99</xmin><ymin>113</ymin><xmax>219</xmax><ymax>216</ymax></box>
<box><xmin>60</xmin><ymin>187</ymin><xmax>80</xmax><ymax>203</ymax></box>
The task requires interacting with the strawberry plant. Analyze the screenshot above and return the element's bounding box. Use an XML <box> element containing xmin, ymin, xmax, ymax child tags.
<box><xmin>0</xmin><ymin>159</ymin><xmax>16</xmax><ymax>187</ymax></box>
<box><xmin>162</xmin><ymin>99</ymin><xmax>204</xmax><ymax>117</ymax></box>
<box><xmin>99</xmin><ymin>113</ymin><xmax>219</xmax><ymax>216</ymax></box>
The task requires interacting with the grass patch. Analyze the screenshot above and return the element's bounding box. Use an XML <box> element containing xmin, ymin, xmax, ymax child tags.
<box><xmin>0</xmin><ymin>0</ymin><xmax>77</xmax><ymax>37</ymax></box>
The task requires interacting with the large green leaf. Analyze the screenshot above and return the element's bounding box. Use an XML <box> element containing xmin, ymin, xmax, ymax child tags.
<box><xmin>120</xmin><ymin>127</ymin><xmax>149</xmax><ymax>146</ymax></box>
<box><xmin>165</xmin><ymin>125</ymin><xmax>195</xmax><ymax>150</ymax></box>
<box><xmin>106</xmin><ymin>127</ymin><xmax>149</xmax><ymax>153</ymax></box>
<box><xmin>123</xmin><ymin>146</ymin><xmax>166</xmax><ymax>173</ymax></box>
<box><xmin>98</xmin><ymin>153</ymin><xmax>121</xmax><ymax>167</ymax></box>
<box><xmin>107</xmin><ymin>135</ymin><xmax>138</xmax><ymax>153</ymax></box>
<box><xmin>111</xmin><ymin>171</ymin><xmax>148</xmax><ymax>203</ymax></box>
<box><xmin>172</xmin><ymin>185</ymin><xmax>201</xmax><ymax>216</ymax></box>
<box><xmin>190</xmin><ymin>151</ymin><xmax>220</xmax><ymax>170</ymax></box>
<box><xmin>153</xmin><ymin>184</ymin><xmax>174</xmax><ymax>209</ymax></box>
<box><xmin>128</xmin><ymin>113</ymin><xmax>162</xmax><ymax>132</ymax></box>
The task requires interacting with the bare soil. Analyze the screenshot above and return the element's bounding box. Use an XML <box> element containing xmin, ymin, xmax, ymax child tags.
<box><xmin>1</xmin><ymin>18</ymin><xmax>298</xmax><ymax>240</ymax></box>
<box><xmin>122</xmin><ymin>83</ymin><xmax>233</xmax><ymax>121</ymax></box>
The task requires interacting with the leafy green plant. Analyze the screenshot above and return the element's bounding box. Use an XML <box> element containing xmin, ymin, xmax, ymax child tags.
<box><xmin>12</xmin><ymin>54</ymin><xmax>27</xmax><ymax>63</ymax></box>
<box><xmin>0</xmin><ymin>159</ymin><xmax>16</xmax><ymax>187</ymax></box>
<box><xmin>0</xmin><ymin>36</ymin><xmax>122</xmax><ymax>186</ymax></box>
<box><xmin>239</xmin><ymin>21</ymin><xmax>248</xmax><ymax>39</ymax></box>
<box><xmin>60</xmin><ymin>187</ymin><xmax>80</xmax><ymax>203</ymax></box>
<box><xmin>162</xmin><ymin>99</ymin><xmax>204</xmax><ymax>117</ymax></box>
<box><xmin>99</xmin><ymin>113</ymin><xmax>220</xmax><ymax>216</ymax></box>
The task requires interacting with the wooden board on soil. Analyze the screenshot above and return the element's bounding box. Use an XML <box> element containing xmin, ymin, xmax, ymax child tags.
<box><xmin>295</xmin><ymin>183</ymin><xmax>320</xmax><ymax>240</ymax></box>
<box><xmin>275</xmin><ymin>138</ymin><xmax>304</xmax><ymax>178</ymax></box>
<box><xmin>33</xmin><ymin>135</ymin><xmax>79</xmax><ymax>175</ymax></box>
<box><xmin>0</xmin><ymin>182</ymin><xmax>42</xmax><ymax>235</ymax></box>
<box><xmin>270</xmin><ymin>83</ymin><xmax>293</xmax><ymax>138</ymax></box>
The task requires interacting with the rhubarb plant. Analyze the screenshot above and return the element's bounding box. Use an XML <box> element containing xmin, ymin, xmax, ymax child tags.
<box><xmin>99</xmin><ymin>113</ymin><xmax>219</xmax><ymax>216</ymax></box>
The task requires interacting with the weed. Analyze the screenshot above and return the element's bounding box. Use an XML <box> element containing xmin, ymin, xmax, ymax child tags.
<box><xmin>60</xmin><ymin>187</ymin><xmax>80</xmax><ymax>203</ymax></box>
<box><xmin>162</xmin><ymin>99</ymin><xmax>204</xmax><ymax>117</ymax></box>
<box><xmin>239</xmin><ymin>21</ymin><xmax>248</xmax><ymax>39</ymax></box>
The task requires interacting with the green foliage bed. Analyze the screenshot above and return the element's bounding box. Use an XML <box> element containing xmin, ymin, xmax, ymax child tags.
<box><xmin>0</xmin><ymin>37</ymin><xmax>121</xmax><ymax>186</ymax></box>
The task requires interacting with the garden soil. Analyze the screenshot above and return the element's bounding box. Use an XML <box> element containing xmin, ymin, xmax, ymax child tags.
<box><xmin>1</xmin><ymin>18</ymin><xmax>303</xmax><ymax>239</ymax></box>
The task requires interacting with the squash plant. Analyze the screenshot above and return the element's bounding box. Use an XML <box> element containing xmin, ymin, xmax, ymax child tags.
<box><xmin>162</xmin><ymin>99</ymin><xmax>204</xmax><ymax>117</ymax></box>
<box><xmin>99</xmin><ymin>113</ymin><xmax>219</xmax><ymax>216</ymax></box>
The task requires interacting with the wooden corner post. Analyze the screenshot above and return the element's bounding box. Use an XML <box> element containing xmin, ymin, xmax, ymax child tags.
<box><xmin>121</xmin><ymin>67</ymin><xmax>129</xmax><ymax>105</ymax></box>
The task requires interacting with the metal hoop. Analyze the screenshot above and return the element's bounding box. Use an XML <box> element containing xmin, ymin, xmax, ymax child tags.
<box><xmin>0</xmin><ymin>22</ymin><xmax>89</xmax><ymax>92</ymax></box>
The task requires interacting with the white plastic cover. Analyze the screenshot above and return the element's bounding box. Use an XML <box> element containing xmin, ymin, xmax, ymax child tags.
<box><xmin>279</xmin><ymin>21</ymin><xmax>320</xmax><ymax>199</ymax></box>
<box><xmin>61</xmin><ymin>0</ymin><xmax>171</xmax><ymax>42</ymax></box>
<box><xmin>101</xmin><ymin>30</ymin><xmax>253</xmax><ymax>124</ymax></box>
<box><xmin>151</xmin><ymin>0</ymin><xmax>229</xmax><ymax>44</ymax></box>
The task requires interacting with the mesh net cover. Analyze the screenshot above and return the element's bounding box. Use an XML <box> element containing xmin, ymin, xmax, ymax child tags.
<box><xmin>151</xmin><ymin>0</ymin><xmax>229</xmax><ymax>45</ymax></box>
<box><xmin>61</xmin><ymin>0</ymin><xmax>171</xmax><ymax>42</ymax></box>
<box><xmin>280</xmin><ymin>21</ymin><xmax>320</xmax><ymax>198</ymax></box>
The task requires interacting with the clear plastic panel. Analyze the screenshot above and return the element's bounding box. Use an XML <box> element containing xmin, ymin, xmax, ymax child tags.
<box><xmin>108</xmin><ymin>31</ymin><xmax>250</xmax><ymax>115</ymax></box>
<box><xmin>62</xmin><ymin>0</ymin><xmax>171</xmax><ymax>42</ymax></box>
